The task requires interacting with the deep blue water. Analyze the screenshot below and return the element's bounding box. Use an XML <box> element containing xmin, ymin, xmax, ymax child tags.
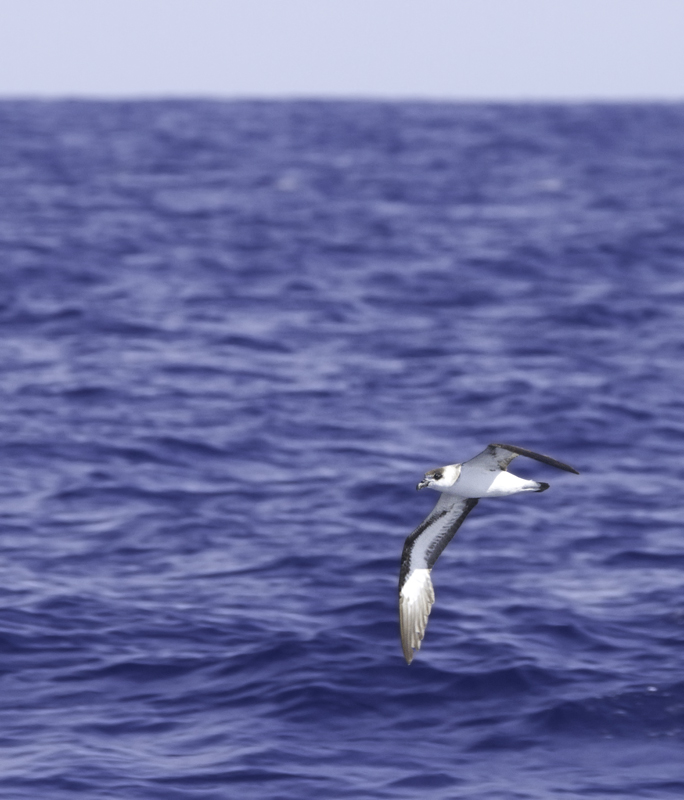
<box><xmin>1</xmin><ymin>100</ymin><xmax>684</xmax><ymax>799</ymax></box>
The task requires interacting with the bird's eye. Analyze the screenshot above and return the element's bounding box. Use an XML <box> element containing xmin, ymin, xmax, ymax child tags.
<box><xmin>433</xmin><ymin>472</ymin><xmax>443</xmax><ymax>480</ymax></box>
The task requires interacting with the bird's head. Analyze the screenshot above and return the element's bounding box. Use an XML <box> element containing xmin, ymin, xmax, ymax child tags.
<box><xmin>416</xmin><ymin>463</ymin><xmax>462</xmax><ymax>491</ymax></box>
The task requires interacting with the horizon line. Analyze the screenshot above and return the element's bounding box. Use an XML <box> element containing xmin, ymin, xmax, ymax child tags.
<box><xmin>2</xmin><ymin>94</ymin><xmax>684</xmax><ymax>104</ymax></box>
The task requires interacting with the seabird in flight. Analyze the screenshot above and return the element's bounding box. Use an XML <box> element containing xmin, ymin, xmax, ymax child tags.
<box><xmin>399</xmin><ymin>443</ymin><xmax>579</xmax><ymax>664</ymax></box>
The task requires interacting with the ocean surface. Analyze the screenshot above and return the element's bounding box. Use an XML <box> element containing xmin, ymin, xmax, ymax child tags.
<box><xmin>0</xmin><ymin>100</ymin><xmax>683</xmax><ymax>799</ymax></box>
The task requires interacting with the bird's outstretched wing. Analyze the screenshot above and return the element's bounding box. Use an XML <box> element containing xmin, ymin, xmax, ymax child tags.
<box><xmin>399</xmin><ymin>495</ymin><xmax>479</xmax><ymax>664</ymax></box>
<box><xmin>466</xmin><ymin>443</ymin><xmax>579</xmax><ymax>474</ymax></box>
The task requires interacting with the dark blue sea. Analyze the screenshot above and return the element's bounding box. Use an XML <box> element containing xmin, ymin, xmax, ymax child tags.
<box><xmin>1</xmin><ymin>101</ymin><xmax>683</xmax><ymax>799</ymax></box>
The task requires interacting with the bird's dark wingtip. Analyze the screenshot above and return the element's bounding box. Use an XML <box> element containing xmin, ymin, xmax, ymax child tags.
<box><xmin>493</xmin><ymin>443</ymin><xmax>580</xmax><ymax>475</ymax></box>
<box><xmin>536</xmin><ymin>482</ymin><xmax>550</xmax><ymax>492</ymax></box>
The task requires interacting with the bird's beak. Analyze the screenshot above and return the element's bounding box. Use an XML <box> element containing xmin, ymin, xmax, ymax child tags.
<box><xmin>416</xmin><ymin>478</ymin><xmax>429</xmax><ymax>490</ymax></box>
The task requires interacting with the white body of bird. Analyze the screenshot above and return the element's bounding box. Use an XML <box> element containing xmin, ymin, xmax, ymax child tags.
<box><xmin>436</xmin><ymin>464</ymin><xmax>543</xmax><ymax>498</ymax></box>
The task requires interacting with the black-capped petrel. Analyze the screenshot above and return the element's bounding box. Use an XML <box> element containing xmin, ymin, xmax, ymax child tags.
<box><xmin>399</xmin><ymin>443</ymin><xmax>579</xmax><ymax>664</ymax></box>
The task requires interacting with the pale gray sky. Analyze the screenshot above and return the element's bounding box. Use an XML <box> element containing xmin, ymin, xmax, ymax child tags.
<box><xmin>0</xmin><ymin>0</ymin><xmax>683</xmax><ymax>99</ymax></box>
